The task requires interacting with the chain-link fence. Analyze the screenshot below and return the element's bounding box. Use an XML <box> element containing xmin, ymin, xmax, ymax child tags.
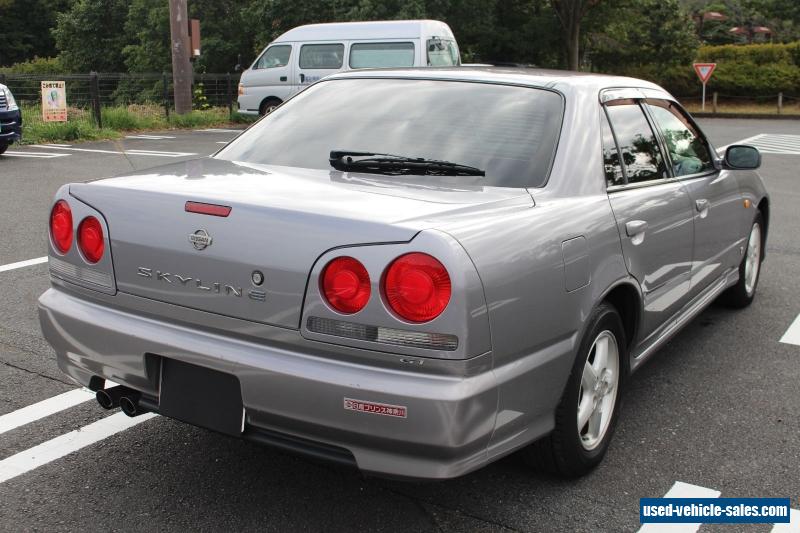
<box><xmin>0</xmin><ymin>72</ymin><xmax>241</xmax><ymax>133</ymax></box>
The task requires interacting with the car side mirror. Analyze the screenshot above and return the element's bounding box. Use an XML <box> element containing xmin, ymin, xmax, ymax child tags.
<box><xmin>724</xmin><ymin>145</ymin><xmax>761</xmax><ymax>170</ymax></box>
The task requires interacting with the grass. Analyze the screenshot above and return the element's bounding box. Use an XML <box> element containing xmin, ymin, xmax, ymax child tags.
<box><xmin>20</xmin><ymin>104</ymin><xmax>255</xmax><ymax>144</ymax></box>
<box><xmin>682</xmin><ymin>100</ymin><xmax>800</xmax><ymax>116</ymax></box>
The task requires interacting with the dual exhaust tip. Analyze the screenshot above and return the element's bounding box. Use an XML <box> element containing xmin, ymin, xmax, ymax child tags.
<box><xmin>96</xmin><ymin>385</ymin><xmax>149</xmax><ymax>417</ymax></box>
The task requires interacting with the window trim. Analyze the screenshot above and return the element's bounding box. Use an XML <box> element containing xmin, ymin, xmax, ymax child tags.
<box><xmin>253</xmin><ymin>44</ymin><xmax>292</xmax><ymax>70</ymax></box>
<box><xmin>299</xmin><ymin>42</ymin><xmax>345</xmax><ymax>70</ymax></box>
<box><xmin>348</xmin><ymin>41</ymin><xmax>416</xmax><ymax>69</ymax></box>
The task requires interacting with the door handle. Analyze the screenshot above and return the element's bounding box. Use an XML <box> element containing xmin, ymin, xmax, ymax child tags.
<box><xmin>299</xmin><ymin>73</ymin><xmax>305</xmax><ymax>83</ymax></box>
<box><xmin>625</xmin><ymin>220</ymin><xmax>648</xmax><ymax>237</ymax></box>
<box><xmin>279</xmin><ymin>76</ymin><xmax>287</xmax><ymax>82</ymax></box>
<box><xmin>625</xmin><ymin>220</ymin><xmax>648</xmax><ymax>245</ymax></box>
<box><xmin>695</xmin><ymin>198</ymin><xmax>709</xmax><ymax>212</ymax></box>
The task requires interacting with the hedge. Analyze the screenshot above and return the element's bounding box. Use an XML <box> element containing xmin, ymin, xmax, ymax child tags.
<box><xmin>654</xmin><ymin>42</ymin><xmax>800</xmax><ymax>98</ymax></box>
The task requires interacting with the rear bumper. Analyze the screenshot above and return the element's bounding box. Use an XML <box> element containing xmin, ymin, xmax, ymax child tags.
<box><xmin>0</xmin><ymin>108</ymin><xmax>22</xmax><ymax>143</ymax></box>
<box><xmin>38</xmin><ymin>286</ymin><xmax>501</xmax><ymax>479</ymax></box>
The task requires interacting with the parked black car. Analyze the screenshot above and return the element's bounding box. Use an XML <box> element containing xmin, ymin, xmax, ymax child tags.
<box><xmin>0</xmin><ymin>83</ymin><xmax>22</xmax><ymax>155</ymax></box>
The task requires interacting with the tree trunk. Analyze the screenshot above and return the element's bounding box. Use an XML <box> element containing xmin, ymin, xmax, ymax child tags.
<box><xmin>168</xmin><ymin>0</ymin><xmax>192</xmax><ymax>115</ymax></box>
<box><xmin>566</xmin><ymin>20</ymin><xmax>581</xmax><ymax>70</ymax></box>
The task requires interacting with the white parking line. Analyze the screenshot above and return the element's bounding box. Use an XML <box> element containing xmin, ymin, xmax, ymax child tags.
<box><xmin>29</xmin><ymin>145</ymin><xmax>197</xmax><ymax>157</ymax></box>
<box><xmin>637</xmin><ymin>481</ymin><xmax>721</xmax><ymax>533</ymax></box>
<box><xmin>0</xmin><ymin>256</ymin><xmax>47</xmax><ymax>273</ymax></box>
<box><xmin>0</xmin><ymin>411</ymin><xmax>157</xmax><ymax>484</ymax></box>
<box><xmin>201</xmin><ymin>128</ymin><xmax>240</xmax><ymax>133</ymax></box>
<box><xmin>779</xmin><ymin>314</ymin><xmax>800</xmax><ymax>346</ymax></box>
<box><xmin>717</xmin><ymin>133</ymin><xmax>800</xmax><ymax>155</ymax></box>
<box><xmin>3</xmin><ymin>151</ymin><xmax>71</xmax><ymax>159</ymax></box>
<box><xmin>125</xmin><ymin>134</ymin><xmax>176</xmax><ymax>140</ymax></box>
<box><xmin>124</xmin><ymin>149</ymin><xmax>195</xmax><ymax>156</ymax></box>
<box><xmin>717</xmin><ymin>134</ymin><xmax>763</xmax><ymax>153</ymax></box>
<box><xmin>0</xmin><ymin>389</ymin><xmax>93</xmax><ymax>435</ymax></box>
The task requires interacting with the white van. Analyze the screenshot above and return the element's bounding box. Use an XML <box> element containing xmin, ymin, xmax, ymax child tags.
<box><xmin>237</xmin><ymin>20</ymin><xmax>460</xmax><ymax>116</ymax></box>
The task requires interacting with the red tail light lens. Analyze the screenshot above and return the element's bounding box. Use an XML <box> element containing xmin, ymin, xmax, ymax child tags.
<box><xmin>77</xmin><ymin>216</ymin><xmax>104</xmax><ymax>263</ymax></box>
<box><xmin>384</xmin><ymin>253</ymin><xmax>451</xmax><ymax>323</ymax></box>
<box><xmin>49</xmin><ymin>200</ymin><xmax>73</xmax><ymax>254</ymax></box>
<box><xmin>321</xmin><ymin>257</ymin><xmax>371</xmax><ymax>314</ymax></box>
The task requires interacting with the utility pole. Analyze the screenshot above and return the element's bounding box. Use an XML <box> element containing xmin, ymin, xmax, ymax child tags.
<box><xmin>169</xmin><ymin>0</ymin><xmax>192</xmax><ymax>114</ymax></box>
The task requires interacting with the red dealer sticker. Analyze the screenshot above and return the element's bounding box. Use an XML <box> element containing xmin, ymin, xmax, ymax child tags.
<box><xmin>344</xmin><ymin>398</ymin><xmax>407</xmax><ymax>418</ymax></box>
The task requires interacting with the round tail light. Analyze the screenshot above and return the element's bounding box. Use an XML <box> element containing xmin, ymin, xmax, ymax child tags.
<box><xmin>77</xmin><ymin>216</ymin><xmax>104</xmax><ymax>263</ymax></box>
<box><xmin>383</xmin><ymin>253</ymin><xmax>451</xmax><ymax>323</ymax></box>
<box><xmin>49</xmin><ymin>200</ymin><xmax>73</xmax><ymax>254</ymax></box>
<box><xmin>321</xmin><ymin>257</ymin><xmax>371</xmax><ymax>314</ymax></box>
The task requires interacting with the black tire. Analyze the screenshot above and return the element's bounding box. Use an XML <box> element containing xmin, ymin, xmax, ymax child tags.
<box><xmin>523</xmin><ymin>302</ymin><xmax>627</xmax><ymax>477</ymax></box>
<box><xmin>259</xmin><ymin>98</ymin><xmax>282</xmax><ymax>116</ymax></box>
<box><xmin>720</xmin><ymin>212</ymin><xmax>764</xmax><ymax>309</ymax></box>
<box><xmin>0</xmin><ymin>143</ymin><xmax>8</xmax><ymax>155</ymax></box>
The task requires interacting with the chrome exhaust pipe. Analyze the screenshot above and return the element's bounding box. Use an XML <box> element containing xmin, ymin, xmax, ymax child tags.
<box><xmin>119</xmin><ymin>392</ymin><xmax>149</xmax><ymax>417</ymax></box>
<box><xmin>96</xmin><ymin>385</ymin><xmax>130</xmax><ymax>410</ymax></box>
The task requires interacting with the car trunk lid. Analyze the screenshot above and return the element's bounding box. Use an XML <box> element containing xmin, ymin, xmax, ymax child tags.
<box><xmin>69</xmin><ymin>158</ymin><xmax>529</xmax><ymax>328</ymax></box>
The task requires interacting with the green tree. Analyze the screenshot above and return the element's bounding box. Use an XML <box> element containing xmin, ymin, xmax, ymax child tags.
<box><xmin>550</xmin><ymin>0</ymin><xmax>603</xmax><ymax>70</ymax></box>
<box><xmin>123</xmin><ymin>0</ymin><xmax>171</xmax><ymax>73</ymax></box>
<box><xmin>53</xmin><ymin>0</ymin><xmax>131</xmax><ymax>71</ymax></box>
<box><xmin>588</xmin><ymin>0</ymin><xmax>699</xmax><ymax>76</ymax></box>
<box><xmin>0</xmin><ymin>0</ymin><xmax>72</xmax><ymax>67</ymax></box>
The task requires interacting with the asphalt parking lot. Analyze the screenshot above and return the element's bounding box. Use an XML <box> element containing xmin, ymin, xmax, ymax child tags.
<box><xmin>0</xmin><ymin>120</ymin><xmax>799</xmax><ymax>532</ymax></box>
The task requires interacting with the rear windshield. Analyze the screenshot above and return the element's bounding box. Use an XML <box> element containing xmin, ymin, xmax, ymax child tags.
<box><xmin>217</xmin><ymin>78</ymin><xmax>563</xmax><ymax>188</ymax></box>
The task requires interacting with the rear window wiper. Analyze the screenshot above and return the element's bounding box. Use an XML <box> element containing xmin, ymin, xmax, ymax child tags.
<box><xmin>329</xmin><ymin>150</ymin><xmax>485</xmax><ymax>177</ymax></box>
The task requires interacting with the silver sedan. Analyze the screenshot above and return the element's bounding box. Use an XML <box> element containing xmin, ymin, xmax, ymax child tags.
<box><xmin>38</xmin><ymin>68</ymin><xmax>768</xmax><ymax>479</ymax></box>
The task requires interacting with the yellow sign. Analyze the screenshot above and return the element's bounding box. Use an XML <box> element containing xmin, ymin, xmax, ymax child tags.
<box><xmin>41</xmin><ymin>81</ymin><xmax>67</xmax><ymax>122</ymax></box>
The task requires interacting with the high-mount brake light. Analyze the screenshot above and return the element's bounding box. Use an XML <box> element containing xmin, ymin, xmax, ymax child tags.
<box><xmin>383</xmin><ymin>253</ymin><xmax>451</xmax><ymax>323</ymax></box>
<box><xmin>321</xmin><ymin>257</ymin><xmax>371</xmax><ymax>314</ymax></box>
<box><xmin>77</xmin><ymin>216</ymin><xmax>104</xmax><ymax>264</ymax></box>
<box><xmin>185</xmin><ymin>201</ymin><xmax>232</xmax><ymax>217</ymax></box>
<box><xmin>49</xmin><ymin>200</ymin><xmax>73</xmax><ymax>254</ymax></box>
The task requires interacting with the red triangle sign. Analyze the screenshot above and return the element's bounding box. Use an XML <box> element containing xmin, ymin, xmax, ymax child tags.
<box><xmin>693</xmin><ymin>63</ymin><xmax>716</xmax><ymax>83</ymax></box>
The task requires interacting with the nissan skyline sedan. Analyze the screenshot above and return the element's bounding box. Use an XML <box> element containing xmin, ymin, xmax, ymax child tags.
<box><xmin>38</xmin><ymin>68</ymin><xmax>768</xmax><ymax>479</ymax></box>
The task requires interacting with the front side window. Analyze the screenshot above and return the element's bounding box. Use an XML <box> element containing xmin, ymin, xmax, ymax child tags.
<box><xmin>349</xmin><ymin>42</ymin><xmax>415</xmax><ymax>68</ymax></box>
<box><xmin>217</xmin><ymin>78</ymin><xmax>563</xmax><ymax>188</ymax></box>
<box><xmin>646</xmin><ymin>101</ymin><xmax>714</xmax><ymax>177</ymax></box>
<box><xmin>299</xmin><ymin>43</ymin><xmax>345</xmax><ymax>69</ymax></box>
<box><xmin>427</xmin><ymin>38</ymin><xmax>460</xmax><ymax>66</ymax></box>
<box><xmin>254</xmin><ymin>45</ymin><xmax>291</xmax><ymax>69</ymax></box>
<box><xmin>601</xmin><ymin>111</ymin><xmax>624</xmax><ymax>187</ymax></box>
<box><xmin>605</xmin><ymin>101</ymin><xmax>668</xmax><ymax>185</ymax></box>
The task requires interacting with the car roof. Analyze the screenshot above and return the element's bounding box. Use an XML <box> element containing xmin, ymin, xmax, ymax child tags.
<box><xmin>327</xmin><ymin>66</ymin><xmax>669</xmax><ymax>95</ymax></box>
<box><xmin>273</xmin><ymin>20</ymin><xmax>455</xmax><ymax>42</ymax></box>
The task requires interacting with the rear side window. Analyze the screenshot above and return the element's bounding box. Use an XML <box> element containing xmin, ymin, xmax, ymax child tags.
<box><xmin>601</xmin><ymin>111</ymin><xmax>624</xmax><ymax>187</ymax></box>
<box><xmin>299</xmin><ymin>44</ymin><xmax>345</xmax><ymax>69</ymax></box>
<box><xmin>646</xmin><ymin>101</ymin><xmax>714</xmax><ymax>177</ymax></box>
<box><xmin>605</xmin><ymin>102</ymin><xmax>668</xmax><ymax>184</ymax></box>
<box><xmin>427</xmin><ymin>39</ymin><xmax>459</xmax><ymax>66</ymax></box>
<box><xmin>349</xmin><ymin>42</ymin><xmax>415</xmax><ymax>68</ymax></box>
<box><xmin>254</xmin><ymin>45</ymin><xmax>291</xmax><ymax>69</ymax></box>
